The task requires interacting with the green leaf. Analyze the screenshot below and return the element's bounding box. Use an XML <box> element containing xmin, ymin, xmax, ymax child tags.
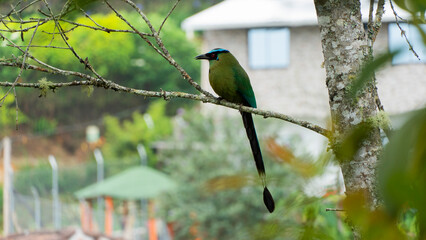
<box><xmin>379</xmin><ymin>108</ymin><xmax>426</xmax><ymax>238</ymax></box>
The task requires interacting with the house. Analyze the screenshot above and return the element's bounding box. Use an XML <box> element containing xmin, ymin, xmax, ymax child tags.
<box><xmin>181</xmin><ymin>0</ymin><xmax>425</xmax><ymax>196</ymax></box>
<box><xmin>182</xmin><ymin>0</ymin><xmax>426</xmax><ymax>124</ymax></box>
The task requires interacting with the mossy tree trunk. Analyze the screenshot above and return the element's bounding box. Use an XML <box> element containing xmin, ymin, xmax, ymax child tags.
<box><xmin>313</xmin><ymin>0</ymin><xmax>383</xmax><ymax>238</ymax></box>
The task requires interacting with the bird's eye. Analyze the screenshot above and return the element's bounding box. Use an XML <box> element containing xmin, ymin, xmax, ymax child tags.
<box><xmin>210</xmin><ymin>53</ymin><xmax>216</xmax><ymax>59</ymax></box>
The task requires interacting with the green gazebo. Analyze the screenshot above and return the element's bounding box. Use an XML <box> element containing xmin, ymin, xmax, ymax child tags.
<box><xmin>75</xmin><ymin>166</ymin><xmax>176</xmax><ymax>236</ymax></box>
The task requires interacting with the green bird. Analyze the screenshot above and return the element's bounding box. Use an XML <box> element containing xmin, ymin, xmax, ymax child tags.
<box><xmin>195</xmin><ymin>48</ymin><xmax>275</xmax><ymax>213</ymax></box>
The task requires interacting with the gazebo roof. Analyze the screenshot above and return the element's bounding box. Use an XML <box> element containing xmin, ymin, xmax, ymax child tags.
<box><xmin>75</xmin><ymin>166</ymin><xmax>177</xmax><ymax>200</ymax></box>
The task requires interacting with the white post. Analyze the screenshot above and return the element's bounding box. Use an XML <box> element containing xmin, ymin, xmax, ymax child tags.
<box><xmin>93</xmin><ymin>148</ymin><xmax>104</xmax><ymax>231</ymax></box>
<box><xmin>3</xmin><ymin>137</ymin><xmax>13</xmax><ymax>236</ymax></box>
<box><xmin>48</xmin><ymin>155</ymin><xmax>60</xmax><ymax>230</ymax></box>
<box><xmin>30</xmin><ymin>187</ymin><xmax>41</xmax><ymax>230</ymax></box>
<box><xmin>137</xmin><ymin>144</ymin><xmax>147</xmax><ymax>166</ymax></box>
<box><xmin>137</xmin><ymin>144</ymin><xmax>148</xmax><ymax>238</ymax></box>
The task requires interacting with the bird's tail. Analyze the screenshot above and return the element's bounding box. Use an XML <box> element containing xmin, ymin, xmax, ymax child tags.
<box><xmin>241</xmin><ymin>111</ymin><xmax>275</xmax><ymax>213</ymax></box>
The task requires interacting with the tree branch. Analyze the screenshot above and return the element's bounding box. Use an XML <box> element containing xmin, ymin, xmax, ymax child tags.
<box><xmin>0</xmin><ymin>19</ymin><xmax>40</xmax><ymax>105</ymax></box>
<box><xmin>0</xmin><ymin>61</ymin><xmax>331</xmax><ymax>138</ymax></box>
<box><xmin>366</xmin><ymin>0</ymin><xmax>393</xmax><ymax>138</ymax></box>
<box><xmin>119</xmin><ymin>0</ymin><xmax>215</xmax><ymax>98</ymax></box>
<box><xmin>158</xmin><ymin>0</ymin><xmax>181</xmax><ymax>35</ymax></box>
<box><xmin>389</xmin><ymin>0</ymin><xmax>421</xmax><ymax>60</ymax></box>
<box><xmin>0</xmin><ymin>0</ymin><xmax>331</xmax><ymax>139</ymax></box>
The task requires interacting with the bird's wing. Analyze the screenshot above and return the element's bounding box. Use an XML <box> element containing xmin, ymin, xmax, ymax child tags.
<box><xmin>233</xmin><ymin>65</ymin><xmax>257</xmax><ymax>108</ymax></box>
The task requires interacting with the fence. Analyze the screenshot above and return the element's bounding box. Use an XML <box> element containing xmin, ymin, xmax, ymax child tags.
<box><xmin>2</xmin><ymin>138</ymin><xmax>160</xmax><ymax>239</ymax></box>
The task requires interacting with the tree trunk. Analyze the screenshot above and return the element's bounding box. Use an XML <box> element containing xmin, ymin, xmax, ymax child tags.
<box><xmin>313</xmin><ymin>0</ymin><xmax>382</xmax><ymax>238</ymax></box>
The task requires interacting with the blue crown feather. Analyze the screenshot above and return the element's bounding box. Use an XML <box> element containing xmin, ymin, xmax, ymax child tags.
<box><xmin>208</xmin><ymin>48</ymin><xmax>230</xmax><ymax>54</ymax></box>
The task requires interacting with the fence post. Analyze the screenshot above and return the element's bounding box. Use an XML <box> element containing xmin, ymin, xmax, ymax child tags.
<box><xmin>137</xmin><ymin>144</ymin><xmax>147</xmax><ymax>166</ymax></box>
<box><xmin>3</xmin><ymin>137</ymin><xmax>13</xmax><ymax>236</ymax></box>
<box><xmin>48</xmin><ymin>155</ymin><xmax>60</xmax><ymax>230</ymax></box>
<box><xmin>137</xmin><ymin>144</ymin><xmax>149</xmax><ymax>239</ymax></box>
<box><xmin>94</xmin><ymin>149</ymin><xmax>104</xmax><ymax>231</ymax></box>
<box><xmin>30</xmin><ymin>187</ymin><xmax>41</xmax><ymax>230</ymax></box>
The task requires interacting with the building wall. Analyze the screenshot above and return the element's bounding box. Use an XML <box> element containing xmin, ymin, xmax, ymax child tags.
<box><xmin>375</xmin><ymin>23</ymin><xmax>426</xmax><ymax>115</ymax></box>
<box><xmin>199</xmin><ymin>24</ymin><xmax>426</xmax><ymax>122</ymax></box>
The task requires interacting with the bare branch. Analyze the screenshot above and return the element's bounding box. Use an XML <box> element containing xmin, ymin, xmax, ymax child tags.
<box><xmin>0</xmin><ymin>19</ymin><xmax>41</xmax><ymax>106</ymax></box>
<box><xmin>119</xmin><ymin>0</ymin><xmax>215</xmax><ymax>98</ymax></box>
<box><xmin>40</xmin><ymin>0</ymin><xmax>110</xmax><ymax>85</ymax></box>
<box><xmin>325</xmin><ymin>208</ymin><xmax>345</xmax><ymax>212</ymax></box>
<box><xmin>11</xmin><ymin>45</ymin><xmax>70</xmax><ymax>49</ymax></box>
<box><xmin>365</xmin><ymin>0</ymin><xmax>392</xmax><ymax>137</ymax></box>
<box><xmin>373</xmin><ymin>0</ymin><xmax>385</xmax><ymax>41</ymax></box>
<box><xmin>158</xmin><ymin>0</ymin><xmax>181</xmax><ymax>35</ymax></box>
<box><xmin>0</xmin><ymin>0</ymin><xmax>331</xmax><ymax>139</ymax></box>
<box><xmin>4</xmin><ymin>0</ymin><xmax>41</xmax><ymax>17</ymax></box>
<box><xmin>0</xmin><ymin>61</ymin><xmax>330</xmax><ymax>138</ymax></box>
<box><xmin>389</xmin><ymin>0</ymin><xmax>420</xmax><ymax>60</ymax></box>
<box><xmin>367</xmin><ymin>0</ymin><xmax>385</xmax><ymax>46</ymax></box>
<box><xmin>13</xmin><ymin>86</ymin><xmax>18</xmax><ymax>130</ymax></box>
<box><xmin>0</xmin><ymin>18</ymin><xmax>50</xmax><ymax>33</ymax></box>
<box><xmin>104</xmin><ymin>0</ymin><xmax>167</xmax><ymax>59</ymax></box>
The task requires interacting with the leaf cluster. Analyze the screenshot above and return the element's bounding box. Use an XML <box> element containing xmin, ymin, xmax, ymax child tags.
<box><xmin>101</xmin><ymin>100</ymin><xmax>172</xmax><ymax>165</ymax></box>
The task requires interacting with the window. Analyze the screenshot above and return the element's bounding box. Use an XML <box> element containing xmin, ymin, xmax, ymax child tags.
<box><xmin>248</xmin><ymin>28</ymin><xmax>290</xmax><ymax>69</ymax></box>
<box><xmin>388</xmin><ymin>23</ymin><xmax>426</xmax><ymax>65</ymax></box>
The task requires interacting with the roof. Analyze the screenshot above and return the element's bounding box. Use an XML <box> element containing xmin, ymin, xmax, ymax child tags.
<box><xmin>182</xmin><ymin>0</ymin><xmax>411</xmax><ymax>31</ymax></box>
<box><xmin>75</xmin><ymin>166</ymin><xmax>177</xmax><ymax>200</ymax></box>
<box><xmin>0</xmin><ymin>228</ymin><xmax>123</xmax><ymax>240</ymax></box>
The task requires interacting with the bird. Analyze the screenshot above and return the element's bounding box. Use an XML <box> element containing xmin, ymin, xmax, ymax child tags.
<box><xmin>195</xmin><ymin>48</ymin><xmax>275</xmax><ymax>213</ymax></box>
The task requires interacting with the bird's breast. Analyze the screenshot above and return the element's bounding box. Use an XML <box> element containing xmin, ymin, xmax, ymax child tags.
<box><xmin>209</xmin><ymin>66</ymin><xmax>244</xmax><ymax>104</ymax></box>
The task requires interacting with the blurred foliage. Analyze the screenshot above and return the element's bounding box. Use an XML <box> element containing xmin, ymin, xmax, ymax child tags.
<box><xmin>0</xmin><ymin>8</ymin><xmax>201</xmax><ymax>132</ymax></box>
<box><xmin>0</xmin><ymin>89</ymin><xmax>28</xmax><ymax>135</ymax></box>
<box><xmin>158</xmin><ymin>110</ymin><xmax>350</xmax><ymax>239</ymax></box>
<box><xmin>378</xmin><ymin>108</ymin><xmax>426</xmax><ymax>239</ymax></box>
<box><xmin>393</xmin><ymin>0</ymin><xmax>426</xmax><ymax>17</ymax></box>
<box><xmin>332</xmin><ymin>121</ymin><xmax>376</xmax><ymax>163</ymax></box>
<box><xmin>32</xmin><ymin>117</ymin><xmax>57</xmax><ymax>135</ymax></box>
<box><xmin>332</xmin><ymin>108</ymin><xmax>426</xmax><ymax>239</ymax></box>
<box><xmin>102</xmin><ymin>100</ymin><xmax>172</xmax><ymax>165</ymax></box>
<box><xmin>266</xmin><ymin>137</ymin><xmax>332</xmax><ymax>178</ymax></box>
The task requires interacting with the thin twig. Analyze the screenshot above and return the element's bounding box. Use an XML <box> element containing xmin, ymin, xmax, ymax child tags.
<box><xmin>13</xmin><ymin>87</ymin><xmax>18</xmax><ymax>130</ymax></box>
<box><xmin>0</xmin><ymin>19</ymin><xmax>40</xmax><ymax>106</ymax></box>
<box><xmin>79</xmin><ymin>7</ymin><xmax>105</xmax><ymax>29</ymax></box>
<box><xmin>120</xmin><ymin>0</ymin><xmax>215</xmax><ymax>98</ymax></box>
<box><xmin>0</xmin><ymin>19</ymin><xmax>49</xmax><ymax>32</ymax></box>
<box><xmin>41</xmin><ymin>0</ymin><xmax>108</xmax><ymax>85</ymax></box>
<box><xmin>158</xmin><ymin>0</ymin><xmax>181</xmax><ymax>35</ymax></box>
<box><xmin>389</xmin><ymin>0</ymin><xmax>420</xmax><ymax>60</ymax></box>
<box><xmin>325</xmin><ymin>208</ymin><xmax>345</xmax><ymax>212</ymax></box>
<box><xmin>105</xmin><ymin>0</ymin><xmax>167</xmax><ymax>59</ymax></box>
<box><xmin>59</xmin><ymin>19</ymin><xmax>150</xmax><ymax>35</ymax></box>
<box><xmin>12</xmin><ymin>45</ymin><xmax>69</xmax><ymax>49</ymax></box>
<box><xmin>7</xmin><ymin>0</ymin><xmax>41</xmax><ymax>16</ymax></box>
<box><xmin>41</xmin><ymin>25</ymin><xmax>78</xmax><ymax>35</ymax></box>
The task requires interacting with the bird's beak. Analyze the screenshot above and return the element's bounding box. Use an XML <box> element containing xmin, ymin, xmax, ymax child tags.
<box><xmin>195</xmin><ymin>53</ymin><xmax>209</xmax><ymax>60</ymax></box>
